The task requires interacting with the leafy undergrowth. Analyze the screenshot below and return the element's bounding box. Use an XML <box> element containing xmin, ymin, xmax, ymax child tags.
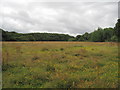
<box><xmin>2</xmin><ymin>42</ymin><xmax>118</xmax><ymax>88</ymax></box>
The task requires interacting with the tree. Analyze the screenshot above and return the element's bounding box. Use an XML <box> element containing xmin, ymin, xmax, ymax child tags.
<box><xmin>110</xmin><ymin>35</ymin><xmax>118</xmax><ymax>42</ymax></box>
<box><xmin>76</xmin><ymin>35</ymin><xmax>82</xmax><ymax>41</ymax></box>
<box><xmin>68</xmin><ymin>38</ymin><xmax>76</xmax><ymax>41</ymax></box>
<box><xmin>82</xmin><ymin>32</ymin><xmax>90</xmax><ymax>41</ymax></box>
<box><xmin>114</xmin><ymin>19</ymin><xmax>120</xmax><ymax>41</ymax></box>
<box><xmin>0</xmin><ymin>19</ymin><xmax>119</xmax><ymax>42</ymax></box>
<box><xmin>1</xmin><ymin>28</ymin><xmax>74</xmax><ymax>41</ymax></box>
<box><xmin>90</xmin><ymin>28</ymin><xmax>104</xmax><ymax>42</ymax></box>
<box><xmin>102</xmin><ymin>28</ymin><xmax>114</xmax><ymax>41</ymax></box>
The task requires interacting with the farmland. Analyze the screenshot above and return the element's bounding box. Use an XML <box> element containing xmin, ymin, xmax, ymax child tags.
<box><xmin>2</xmin><ymin>42</ymin><xmax>118</xmax><ymax>88</ymax></box>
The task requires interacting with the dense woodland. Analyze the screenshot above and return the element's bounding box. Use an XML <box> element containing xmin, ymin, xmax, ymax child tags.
<box><xmin>0</xmin><ymin>19</ymin><xmax>120</xmax><ymax>42</ymax></box>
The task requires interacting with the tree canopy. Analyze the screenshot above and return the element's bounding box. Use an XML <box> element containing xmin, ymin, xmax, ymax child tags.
<box><xmin>1</xmin><ymin>29</ymin><xmax>74</xmax><ymax>41</ymax></box>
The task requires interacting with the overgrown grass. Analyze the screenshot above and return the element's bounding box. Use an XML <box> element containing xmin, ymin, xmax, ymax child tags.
<box><xmin>2</xmin><ymin>42</ymin><xmax>118</xmax><ymax>88</ymax></box>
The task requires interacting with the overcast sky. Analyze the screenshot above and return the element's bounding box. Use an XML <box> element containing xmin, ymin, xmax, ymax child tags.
<box><xmin>0</xmin><ymin>0</ymin><xmax>119</xmax><ymax>36</ymax></box>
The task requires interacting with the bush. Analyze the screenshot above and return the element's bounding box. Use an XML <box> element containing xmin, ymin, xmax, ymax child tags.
<box><xmin>68</xmin><ymin>38</ymin><xmax>76</xmax><ymax>41</ymax></box>
<box><xmin>110</xmin><ymin>35</ymin><xmax>118</xmax><ymax>42</ymax></box>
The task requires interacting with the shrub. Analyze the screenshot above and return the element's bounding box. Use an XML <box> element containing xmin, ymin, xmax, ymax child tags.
<box><xmin>60</xmin><ymin>48</ymin><xmax>64</xmax><ymax>51</ymax></box>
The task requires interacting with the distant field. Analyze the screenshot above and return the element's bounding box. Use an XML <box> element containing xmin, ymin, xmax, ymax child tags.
<box><xmin>2</xmin><ymin>42</ymin><xmax>118</xmax><ymax>88</ymax></box>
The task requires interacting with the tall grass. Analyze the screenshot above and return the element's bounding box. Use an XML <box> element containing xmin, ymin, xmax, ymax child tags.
<box><xmin>2</xmin><ymin>42</ymin><xmax>118</xmax><ymax>88</ymax></box>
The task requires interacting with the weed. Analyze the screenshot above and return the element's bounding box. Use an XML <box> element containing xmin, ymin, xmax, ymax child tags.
<box><xmin>2</xmin><ymin>64</ymin><xmax>16</xmax><ymax>71</ymax></box>
<box><xmin>74</xmin><ymin>54</ymin><xmax>80</xmax><ymax>56</ymax></box>
<box><xmin>32</xmin><ymin>56</ymin><xmax>39</xmax><ymax>61</ymax></box>
<box><xmin>60</xmin><ymin>48</ymin><xmax>64</xmax><ymax>51</ymax></box>
<box><xmin>95</xmin><ymin>53</ymin><xmax>103</xmax><ymax>56</ymax></box>
<box><xmin>96</xmin><ymin>63</ymin><xmax>105</xmax><ymax>67</ymax></box>
<box><xmin>2</xmin><ymin>42</ymin><xmax>118</xmax><ymax>88</ymax></box>
<box><xmin>46</xmin><ymin>65</ymin><xmax>55</xmax><ymax>72</ymax></box>
<box><xmin>74</xmin><ymin>45</ymin><xmax>83</xmax><ymax>47</ymax></box>
<box><xmin>58</xmin><ymin>59</ymin><xmax>68</xmax><ymax>63</ymax></box>
<box><xmin>41</xmin><ymin>48</ymin><xmax>49</xmax><ymax>51</ymax></box>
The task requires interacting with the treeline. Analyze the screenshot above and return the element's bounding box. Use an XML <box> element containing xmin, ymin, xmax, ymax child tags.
<box><xmin>75</xmin><ymin>27</ymin><xmax>117</xmax><ymax>42</ymax></box>
<box><xmin>1</xmin><ymin>19</ymin><xmax>119</xmax><ymax>42</ymax></box>
<box><xmin>71</xmin><ymin>19</ymin><xmax>119</xmax><ymax>42</ymax></box>
<box><xmin>1</xmin><ymin>30</ymin><xmax>74</xmax><ymax>41</ymax></box>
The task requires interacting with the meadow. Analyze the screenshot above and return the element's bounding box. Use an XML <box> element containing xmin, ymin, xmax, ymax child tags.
<box><xmin>2</xmin><ymin>42</ymin><xmax>119</xmax><ymax>88</ymax></box>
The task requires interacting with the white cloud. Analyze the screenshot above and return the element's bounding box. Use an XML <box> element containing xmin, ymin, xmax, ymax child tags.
<box><xmin>0</xmin><ymin>0</ymin><xmax>118</xmax><ymax>36</ymax></box>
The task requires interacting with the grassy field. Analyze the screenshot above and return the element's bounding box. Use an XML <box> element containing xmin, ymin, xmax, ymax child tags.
<box><xmin>2</xmin><ymin>42</ymin><xmax>118</xmax><ymax>88</ymax></box>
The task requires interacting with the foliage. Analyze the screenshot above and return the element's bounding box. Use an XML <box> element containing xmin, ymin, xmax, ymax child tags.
<box><xmin>90</xmin><ymin>27</ymin><xmax>114</xmax><ymax>42</ymax></box>
<box><xmin>110</xmin><ymin>35</ymin><xmax>118</xmax><ymax>42</ymax></box>
<box><xmin>68</xmin><ymin>38</ymin><xmax>76</xmax><ymax>41</ymax></box>
<box><xmin>1</xmin><ymin>19</ymin><xmax>119</xmax><ymax>42</ymax></box>
<box><xmin>1</xmin><ymin>29</ymin><xmax>74</xmax><ymax>41</ymax></box>
<box><xmin>76</xmin><ymin>19</ymin><xmax>119</xmax><ymax>42</ymax></box>
<box><xmin>114</xmin><ymin>19</ymin><xmax>120</xmax><ymax>41</ymax></box>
